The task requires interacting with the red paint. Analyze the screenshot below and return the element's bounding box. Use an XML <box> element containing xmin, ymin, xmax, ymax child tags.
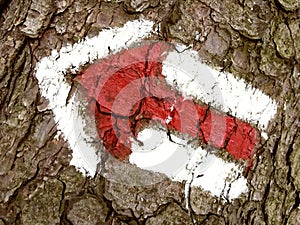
<box><xmin>77</xmin><ymin>42</ymin><xmax>259</xmax><ymax>164</ymax></box>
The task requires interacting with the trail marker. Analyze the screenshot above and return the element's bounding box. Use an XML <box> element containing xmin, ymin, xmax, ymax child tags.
<box><xmin>35</xmin><ymin>19</ymin><xmax>277</xmax><ymax>201</ymax></box>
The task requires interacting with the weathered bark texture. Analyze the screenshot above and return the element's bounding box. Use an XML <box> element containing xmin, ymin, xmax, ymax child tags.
<box><xmin>0</xmin><ymin>0</ymin><xmax>299</xmax><ymax>224</ymax></box>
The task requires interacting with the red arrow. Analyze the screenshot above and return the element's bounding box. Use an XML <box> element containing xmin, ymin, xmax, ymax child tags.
<box><xmin>77</xmin><ymin>42</ymin><xmax>258</xmax><ymax>165</ymax></box>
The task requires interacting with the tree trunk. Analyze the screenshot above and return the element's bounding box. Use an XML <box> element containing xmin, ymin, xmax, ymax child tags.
<box><xmin>0</xmin><ymin>0</ymin><xmax>299</xmax><ymax>224</ymax></box>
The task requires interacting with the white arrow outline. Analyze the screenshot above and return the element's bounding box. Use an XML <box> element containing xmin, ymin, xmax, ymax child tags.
<box><xmin>35</xmin><ymin>19</ymin><xmax>277</xmax><ymax>200</ymax></box>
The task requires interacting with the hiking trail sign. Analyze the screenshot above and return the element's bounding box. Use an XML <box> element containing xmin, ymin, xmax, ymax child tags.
<box><xmin>35</xmin><ymin>19</ymin><xmax>277</xmax><ymax>201</ymax></box>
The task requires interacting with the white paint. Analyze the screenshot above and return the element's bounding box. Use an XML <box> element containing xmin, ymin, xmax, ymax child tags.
<box><xmin>130</xmin><ymin>127</ymin><xmax>247</xmax><ymax>200</ymax></box>
<box><xmin>180</xmin><ymin>152</ymin><xmax>247</xmax><ymax>201</ymax></box>
<box><xmin>162</xmin><ymin>44</ymin><xmax>277</xmax><ymax>131</ymax></box>
<box><xmin>34</xmin><ymin>19</ymin><xmax>277</xmax><ymax>201</ymax></box>
<box><xmin>130</xmin><ymin>128</ymin><xmax>193</xmax><ymax>176</ymax></box>
<box><xmin>35</xmin><ymin>20</ymin><xmax>154</xmax><ymax>176</ymax></box>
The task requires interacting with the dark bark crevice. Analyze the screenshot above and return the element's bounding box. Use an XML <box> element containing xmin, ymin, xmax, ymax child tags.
<box><xmin>0</xmin><ymin>0</ymin><xmax>299</xmax><ymax>224</ymax></box>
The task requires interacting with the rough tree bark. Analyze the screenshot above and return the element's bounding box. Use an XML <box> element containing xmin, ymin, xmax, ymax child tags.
<box><xmin>0</xmin><ymin>0</ymin><xmax>299</xmax><ymax>224</ymax></box>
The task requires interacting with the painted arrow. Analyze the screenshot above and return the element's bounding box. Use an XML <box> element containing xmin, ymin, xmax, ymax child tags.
<box><xmin>77</xmin><ymin>42</ymin><xmax>258</xmax><ymax>163</ymax></box>
<box><xmin>35</xmin><ymin>19</ymin><xmax>277</xmax><ymax>200</ymax></box>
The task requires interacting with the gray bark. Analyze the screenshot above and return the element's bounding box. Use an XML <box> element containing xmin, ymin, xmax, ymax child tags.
<box><xmin>0</xmin><ymin>0</ymin><xmax>299</xmax><ymax>224</ymax></box>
